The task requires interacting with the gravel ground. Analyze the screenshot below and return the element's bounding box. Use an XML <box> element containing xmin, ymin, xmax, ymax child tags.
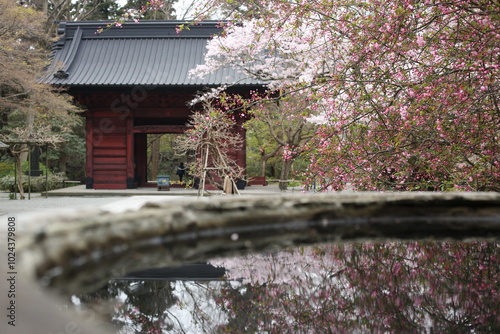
<box><xmin>0</xmin><ymin>194</ymin><xmax>123</xmax><ymax>216</ymax></box>
<box><xmin>0</xmin><ymin>184</ymin><xmax>290</xmax><ymax>235</ymax></box>
<box><xmin>0</xmin><ymin>193</ymin><xmax>186</xmax><ymax>234</ymax></box>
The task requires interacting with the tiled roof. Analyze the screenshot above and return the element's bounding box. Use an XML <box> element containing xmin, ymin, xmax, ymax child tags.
<box><xmin>41</xmin><ymin>21</ymin><xmax>260</xmax><ymax>87</ymax></box>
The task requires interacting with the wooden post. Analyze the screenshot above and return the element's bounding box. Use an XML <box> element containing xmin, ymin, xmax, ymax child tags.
<box><xmin>85</xmin><ymin>116</ymin><xmax>94</xmax><ymax>189</ymax></box>
<box><xmin>134</xmin><ymin>133</ymin><xmax>147</xmax><ymax>187</ymax></box>
<box><xmin>198</xmin><ymin>145</ymin><xmax>210</xmax><ymax>197</ymax></box>
<box><xmin>45</xmin><ymin>144</ymin><xmax>49</xmax><ymax>198</ymax></box>
<box><xmin>13</xmin><ymin>158</ymin><xmax>17</xmax><ymax>199</ymax></box>
<box><xmin>28</xmin><ymin>144</ymin><xmax>31</xmax><ymax>200</ymax></box>
<box><xmin>126</xmin><ymin>117</ymin><xmax>134</xmax><ymax>189</ymax></box>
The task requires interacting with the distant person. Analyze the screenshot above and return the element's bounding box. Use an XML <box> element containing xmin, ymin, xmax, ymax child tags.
<box><xmin>176</xmin><ymin>162</ymin><xmax>186</xmax><ymax>182</ymax></box>
<box><xmin>223</xmin><ymin>171</ymin><xmax>236</xmax><ymax>195</ymax></box>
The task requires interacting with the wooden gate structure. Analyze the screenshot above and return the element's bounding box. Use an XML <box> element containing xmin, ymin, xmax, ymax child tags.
<box><xmin>41</xmin><ymin>20</ymin><xmax>261</xmax><ymax>189</ymax></box>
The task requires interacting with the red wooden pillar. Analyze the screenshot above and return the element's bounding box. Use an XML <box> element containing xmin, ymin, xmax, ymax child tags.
<box><xmin>126</xmin><ymin>117</ymin><xmax>134</xmax><ymax>189</ymax></box>
<box><xmin>134</xmin><ymin>133</ymin><xmax>148</xmax><ymax>187</ymax></box>
<box><xmin>85</xmin><ymin>115</ymin><xmax>94</xmax><ymax>189</ymax></box>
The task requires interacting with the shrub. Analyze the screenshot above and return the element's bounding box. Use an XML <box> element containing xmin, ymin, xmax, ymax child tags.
<box><xmin>0</xmin><ymin>162</ymin><xmax>14</xmax><ymax>178</ymax></box>
<box><xmin>0</xmin><ymin>174</ymin><xmax>64</xmax><ymax>192</ymax></box>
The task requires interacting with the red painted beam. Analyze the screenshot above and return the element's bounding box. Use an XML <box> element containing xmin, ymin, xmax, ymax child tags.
<box><xmin>133</xmin><ymin>125</ymin><xmax>187</xmax><ymax>133</ymax></box>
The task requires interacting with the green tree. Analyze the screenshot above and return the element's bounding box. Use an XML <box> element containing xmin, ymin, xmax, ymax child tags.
<box><xmin>0</xmin><ymin>0</ymin><xmax>80</xmax><ymax>196</ymax></box>
<box><xmin>81</xmin><ymin>0</ymin><xmax>121</xmax><ymax>20</ymax></box>
<box><xmin>20</xmin><ymin>0</ymin><xmax>122</xmax><ymax>35</ymax></box>
<box><xmin>121</xmin><ymin>0</ymin><xmax>178</xmax><ymax>20</ymax></box>
<box><xmin>248</xmin><ymin>93</ymin><xmax>317</xmax><ymax>190</ymax></box>
<box><xmin>245</xmin><ymin>118</ymin><xmax>281</xmax><ymax>178</ymax></box>
<box><xmin>43</xmin><ymin>111</ymin><xmax>85</xmax><ymax>180</ymax></box>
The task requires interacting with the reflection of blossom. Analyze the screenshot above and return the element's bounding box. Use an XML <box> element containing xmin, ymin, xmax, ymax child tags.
<box><xmin>210</xmin><ymin>242</ymin><xmax>500</xmax><ymax>333</ymax></box>
<box><xmin>72</xmin><ymin>241</ymin><xmax>499</xmax><ymax>333</ymax></box>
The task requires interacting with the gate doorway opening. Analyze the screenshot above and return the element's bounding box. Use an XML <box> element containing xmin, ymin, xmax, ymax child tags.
<box><xmin>134</xmin><ymin>133</ymin><xmax>192</xmax><ymax>187</ymax></box>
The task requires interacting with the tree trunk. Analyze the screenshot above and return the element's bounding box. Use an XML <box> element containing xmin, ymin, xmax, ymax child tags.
<box><xmin>20</xmin><ymin>109</ymin><xmax>35</xmax><ymax>163</ymax></box>
<box><xmin>279</xmin><ymin>160</ymin><xmax>293</xmax><ymax>191</ymax></box>
<box><xmin>19</xmin><ymin>145</ymin><xmax>28</xmax><ymax>164</ymax></box>
<box><xmin>259</xmin><ymin>146</ymin><xmax>282</xmax><ymax>177</ymax></box>
<box><xmin>59</xmin><ymin>147</ymin><xmax>67</xmax><ymax>176</ymax></box>
<box><xmin>14</xmin><ymin>153</ymin><xmax>25</xmax><ymax>199</ymax></box>
<box><xmin>260</xmin><ymin>156</ymin><xmax>267</xmax><ymax>177</ymax></box>
<box><xmin>41</xmin><ymin>0</ymin><xmax>48</xmax><ymax>15</ymax></box>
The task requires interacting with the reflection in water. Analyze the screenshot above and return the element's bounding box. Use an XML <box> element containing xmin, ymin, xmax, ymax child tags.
<box><xmin>69</xmin><ymin>242</ymin><xmax>500</xmax><ymax>333</ymax></box>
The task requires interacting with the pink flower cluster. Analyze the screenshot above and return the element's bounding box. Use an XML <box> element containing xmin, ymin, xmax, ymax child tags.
<box><xmin>190</xmin><ymin>0</ymin><xmax>500</xmax><ymax>191</ymax></box>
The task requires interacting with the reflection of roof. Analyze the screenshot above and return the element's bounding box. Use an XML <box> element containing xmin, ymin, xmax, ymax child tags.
<box><xmin>40</xmin><ymin>20</ymin><xmax>260</xmax><ymax>87</ymax></box>
<box><xmin>120</xmin><ymin>263</ymin><xmax>226</xmax><ymax>281</ymax></box>
<box><xmin>0</xmin><ymin>140</ymin><xmax>8</xmax><ymax>149</ymax></box>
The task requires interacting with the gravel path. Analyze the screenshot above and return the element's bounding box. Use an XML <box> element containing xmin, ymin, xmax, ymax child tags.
<box><xmin>0</xmin><ymin>194</ymin><xmax>186</xmax><ymax>234</ymax></box>
<box><xmin>0</xmin><ymin>195</ymin><xmax>123</xmax><ymax>216</ymax></box>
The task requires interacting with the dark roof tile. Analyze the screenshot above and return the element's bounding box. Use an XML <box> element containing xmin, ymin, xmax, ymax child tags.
<box><xmin>41</xmin><ymin>21</ymin><xmax>260</xmax><ymax>87</ymax></box>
